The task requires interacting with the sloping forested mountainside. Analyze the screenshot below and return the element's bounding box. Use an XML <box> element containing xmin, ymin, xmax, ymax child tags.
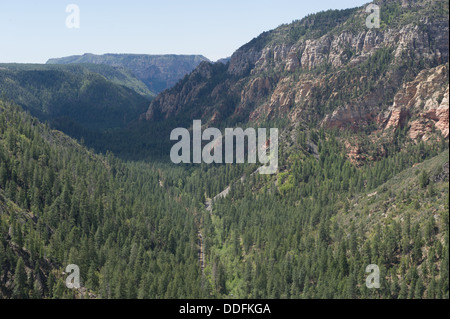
<box><xmin>0</xmin><ymin>65</ymin><xmax>150</xmax><ymax>145</ymax></box>
<box><xmin>0</xmin><ymin>96</ymin><xmax>448</xmax><ymax>299</ymax></box>
<box><xmin>0</xmin><ymin>0</ymin><xmax>448</xmax><ymax>300</ymax></box>
<box><xmin>200</xmin><ymin>133</ymin><xmax>448</xmax><ymax>299</ymax></box>
<box><xmin>0</xmin><ymin>63</ymin><xmax>154</xmax><ymax>99</ymax></box>
<box><xmin>137</xmin><ymin>0</ymin><xmax>449</xmax><ymax>299</ymax></box>
<box><xmin>0</xmin><ymin>100</ymin><xmax>205</xmax><ymax>299</ymax></box>
<box><xmin>47</xmin><ymin>54</ymin><xmax>210</xmax><ymax>95</ymax></box>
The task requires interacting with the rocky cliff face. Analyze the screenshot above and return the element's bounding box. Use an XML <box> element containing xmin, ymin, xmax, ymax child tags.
<box><xmin>143</xmin><ymin>61</ymin><xmax>230</xmax><ymax>120</ymax></box>
<box><xmin>143</xmin><ymin>0</ymin><xmax>448</xmax><ymax>154</ymax></box>
<box><xmin>382</xmin><ymin>64</ymin><xmax>449</xmax><ymax>140</ymax></box>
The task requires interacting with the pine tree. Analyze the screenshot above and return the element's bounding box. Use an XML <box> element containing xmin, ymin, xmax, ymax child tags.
<box><xmin>13</xmin><ymin>257</ymin><xmax>27</xmax><ymax>299</ymax></box>
<box><xmin>414</xmin><ymin>277</ymin><xmax>424</xmax><ymax>299</ymax></box>
<box><xmin>398</xmin><ymin>281</ymin><xmax>408</xmax><ymax>299</ymax></box>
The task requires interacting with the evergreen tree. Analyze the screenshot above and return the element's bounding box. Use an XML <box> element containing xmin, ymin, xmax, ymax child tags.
<box><xmin>12</xmin><ymin>257</ymin><xmax>27</xmax><ymax>299</ymax></box>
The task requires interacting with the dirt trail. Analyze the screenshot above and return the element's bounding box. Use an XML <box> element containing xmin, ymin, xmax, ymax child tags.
<box><xmin>198</xmin><ymin>231</ymin><xmax>205</xmax><ymax>273</ymax></box>
<box><xmin>205</xmin><ymin>186</ymin><xmax>231</xmax><ymax>212</ymax></box>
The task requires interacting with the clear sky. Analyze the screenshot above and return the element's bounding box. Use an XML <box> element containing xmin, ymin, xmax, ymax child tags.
<box><xmin>0</xmin><ymin>0</ymin><xmax>369</xmax><ymax>63</ymax></box>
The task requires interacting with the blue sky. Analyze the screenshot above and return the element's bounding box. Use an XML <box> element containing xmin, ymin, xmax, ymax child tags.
<box><xmin>0</xmin><ymin>0</ymin><xmax>369</xmax><ymax>63</ymax></box>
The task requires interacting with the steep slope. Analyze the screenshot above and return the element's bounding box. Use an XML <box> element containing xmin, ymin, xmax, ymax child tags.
<box><xmin>201</xmin><ymin>140</ymin><xmax>448</xmax><ymax>298</ymax></box>
<box><xmin>1</xmin><ymin>0</ymin><xmax>448</xmax><ymax>301</ymax></box>
<box><xmin>134</xmin><ymin>0</ymin><xmax>449</xmax><ymax>299</ymax></box>
<box><xmin>47</xmin><ymin>53</ymin><xmax>210</xmax><ymax>95</ymax></box>
<box><xmin>0</xmin><ymin>100</ymin><xmax>203</xmax><ymax>299</ymax></box>
<box><xmin>143</xmin><ymin>0</ymin><xmax>448</xmax><ymax>154</ymax></box>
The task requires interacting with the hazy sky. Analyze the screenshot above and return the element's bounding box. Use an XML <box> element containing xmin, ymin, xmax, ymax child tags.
<box><xmin>0</xmin><ymin>0</ymin><xmax>369</xmax><ymax>63</ymax></box>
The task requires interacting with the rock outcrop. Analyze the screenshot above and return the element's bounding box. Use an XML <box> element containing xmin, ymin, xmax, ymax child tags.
<box><xmin>382</xmin><ymin>64</ymin><xmax>449</xmax><ymax>140</ymax></box>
